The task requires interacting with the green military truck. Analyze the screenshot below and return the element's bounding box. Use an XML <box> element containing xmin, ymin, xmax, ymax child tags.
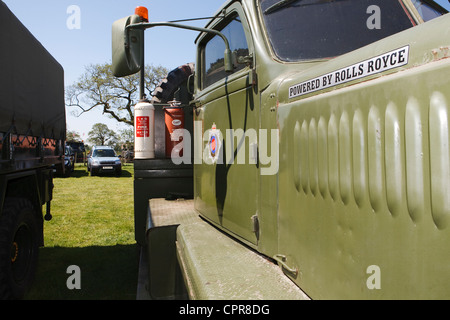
<box><xmin>0</xmin><ymin>1</ymin><xmax>65</xmax><ymax>299</ymax></box>
<box><xmin>113</xmin><ymin>0</ymin><xmax>450</xmax><ymax>300</ymax></box>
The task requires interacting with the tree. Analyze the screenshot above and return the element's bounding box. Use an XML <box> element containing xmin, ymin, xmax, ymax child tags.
<box><xmin>119</xmin><ymin>127</ymin><xmax>134</xmax><ymax>144</ymax></box>
<box><xmin>66</xmin><ymin>130</ymin><xmax>81</xmax><ymax>141</ymax></box>
<box><xmin>88</xmin><ymin>123</ymin><xmax>118</xmax><ymax>146</ymax></box>
<box><xmin>112</xmin><ymin>127</ymin><xmax>134</xmax><ymax>152</ymax></box>
<box><xmin>66</xmin><ymin>63</ymin><xmax>168</xmax><ymax>126</ymax></box>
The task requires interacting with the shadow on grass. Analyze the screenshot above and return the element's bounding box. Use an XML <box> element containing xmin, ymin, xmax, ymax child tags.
<box><xmin>69</xmin><ymin>169</ymin><xmax>132</xmax><ymax>178</ymax></box>
<box><xmin>96</xmin><ymin>170</ymin><xmax>132</xmax><ymax>178</ymax></box>
<box><xmin>25</xmin><ymin>244</ymin><xmax>140</xmax><ymax>300</ymax></box>
<box><xmin>70</xmin><ymin>169</ymin><xmax>89</xmax><ymax>178</ymax></box>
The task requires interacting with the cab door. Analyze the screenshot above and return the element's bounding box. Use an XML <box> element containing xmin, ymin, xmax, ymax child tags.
<box><xmin>194</xmin><ymin>3</ymin><xmax>259</xmax><ymax>245</ymax></box>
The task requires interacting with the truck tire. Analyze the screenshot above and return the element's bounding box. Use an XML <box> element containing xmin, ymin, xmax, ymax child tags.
<box><xmin>151</xmin><ymin>63</ymin><xmax>194</xmax><ymax>104</ymax></box>
<box><xmin>0</xmin><ymin>198</ymin><xmax>39</xmax><ymax>299</ymax></box>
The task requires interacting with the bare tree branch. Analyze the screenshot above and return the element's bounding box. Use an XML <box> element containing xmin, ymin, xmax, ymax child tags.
<box><xmin>65</xmin><ymin>62</ymin><xmax>169</xmax><ymax>127</ymax></box>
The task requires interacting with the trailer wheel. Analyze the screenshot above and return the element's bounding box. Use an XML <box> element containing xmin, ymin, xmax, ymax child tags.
<box><xmin>0</xmin><ymin>198</ymin><xmax>39</xmax><ymax>299</ymax></box>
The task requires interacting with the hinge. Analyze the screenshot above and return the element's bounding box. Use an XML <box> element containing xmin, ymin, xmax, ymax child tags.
<box><xmin>273</xmin><ymin>254</ymin><xmax>298</xmax><ymax>277</ymax></box>
<box><xmin>251</xmin><ymin>68</ymin><xmax>258</xmax><ymax>88</ymax></box>
<box><xmin>251</xmin><ymin>214</ymin><xmax>260</xmax><ymax>240</ymax></box>
<box><xmin>237</xmin><ymin>53</ymin><xmax>253</xmax><ymax>67</ymax></box>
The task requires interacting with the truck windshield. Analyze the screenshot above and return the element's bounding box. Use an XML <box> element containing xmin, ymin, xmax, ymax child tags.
<box><xmin>411</xmin><ymin>0</ymin><xmax>445</xmax><ymax>21</ymax></box>
<box><xmin>259</xmin><ymin>0</ymin><xmax>444</xmax><ymax>61</ymax></box>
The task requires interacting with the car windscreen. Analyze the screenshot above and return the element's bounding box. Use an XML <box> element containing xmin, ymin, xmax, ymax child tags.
<box><xmin>92</xmin><ymin>149</ymin><xmax>116</xmax><ymax>157</ymax></box>
<box><xmin>259</xmin><ymin>0</ymin><xmax>443</xmax><ymax>62</ymax></box>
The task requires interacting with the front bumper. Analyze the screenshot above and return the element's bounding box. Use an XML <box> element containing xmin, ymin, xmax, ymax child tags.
<box><xmin>92</xmin><ymin>163</ymin><xmax>122</xmax><ymax>173</ymax></box>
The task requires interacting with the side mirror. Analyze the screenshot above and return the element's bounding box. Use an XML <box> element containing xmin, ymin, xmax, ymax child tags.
<box><xmin>112</xmin><ymin>14</ymin><xmax>143</xmax><ymax>77</ymax></box>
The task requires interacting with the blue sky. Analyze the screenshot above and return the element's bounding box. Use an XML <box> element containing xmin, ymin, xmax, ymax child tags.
<box><xmin>3</xmin><ymin>0</ymin><xmax>450</xmax><ymax>139</ymax></box>
<box><xmin>3</xmin><ymin>0</ymin><xmax>226</xmax><ymax>138</ymax></box>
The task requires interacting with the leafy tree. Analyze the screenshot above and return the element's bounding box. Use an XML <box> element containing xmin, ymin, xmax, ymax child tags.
<box><xmin>66</xmin><ymin>63</ymin><xmax>168</xmax><ymax>126</ymax></box>
<box><xmin>111</xmin><ymin>127</ymin><xmax>134</xmax><ymax>152</ymax></box>
<box><xmin>119</xmin><ymin>127</ymin><xmax>134</xmax><ymax>144</ymax></box>
<box><xmin>88</xmin><ymin>123</ymin><xmax>118</xmax><ymax>146</ymax></box>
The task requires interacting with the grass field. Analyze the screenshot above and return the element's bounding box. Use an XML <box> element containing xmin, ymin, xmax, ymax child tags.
<box><xmin>25</xmin><ymin>163</ymin><xmax>139</xmax><ymax>300</ymax></box>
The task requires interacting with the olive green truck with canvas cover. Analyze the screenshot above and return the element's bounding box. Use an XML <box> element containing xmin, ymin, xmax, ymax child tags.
<box><xmin>112</xmin><ymin>0</ymin><xmax>450</xmax><ymax>299</ymax></box>
<box><xmin>0</xmin><ymin>1</ymin><xmax>65</xmax><ymax>299</ymax></box>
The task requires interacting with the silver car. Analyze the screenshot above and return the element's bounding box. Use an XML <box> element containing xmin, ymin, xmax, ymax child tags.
<box><xmin>87</xmin><ymin>146</ymin><xmax>122</xmax><ymax>176</ymax></box>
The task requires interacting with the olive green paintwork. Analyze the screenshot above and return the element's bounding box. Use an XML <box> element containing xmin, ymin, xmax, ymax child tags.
<box><xmin>192</xmin><ymin>0</ymin><xmax>450</xmax><ymax>299</ymax></box>
<box><xmin>193</xmin><ymin>1</ymin><xmax>260</xmax><ymax>248</ymax></box>
<box><xmin>147</xmin><ymin>198</ymin><xmax>309</xmax><ymax>299</ymax></box>
<box><xmin>111</xmin><ymin>14</ymin><xmax>142</xmax><ymax>77</ymax></box>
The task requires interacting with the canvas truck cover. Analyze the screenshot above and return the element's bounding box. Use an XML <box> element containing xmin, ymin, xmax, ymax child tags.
<box><xmin>0</xmin><ymin>1</ymin><xmax>65</xmax><ymax>140</ymax></box>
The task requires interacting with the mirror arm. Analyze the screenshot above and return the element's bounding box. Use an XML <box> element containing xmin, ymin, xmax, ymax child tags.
<box><xmin>126</xmin><ymin>22</ymin><xmax>234</xmax><ymax>72</ymax></box>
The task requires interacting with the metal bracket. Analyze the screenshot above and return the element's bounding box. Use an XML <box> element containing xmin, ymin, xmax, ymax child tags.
<box><xmin>273</xmin><ymin>254</ymin><xmax>298</xmax><ymax>277</ymax></box>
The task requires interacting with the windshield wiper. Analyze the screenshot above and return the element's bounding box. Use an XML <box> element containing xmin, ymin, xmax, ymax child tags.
<box><xmin>264</xmin><ymin>0</ymin><xmax>302</xmax><ymax>15</ymax></box>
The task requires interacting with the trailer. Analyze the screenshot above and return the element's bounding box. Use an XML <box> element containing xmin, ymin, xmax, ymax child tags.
<box><xmin>0</xmin><ymin>1</ymin><xmax>65</xmax><ymax>299</ymax></box>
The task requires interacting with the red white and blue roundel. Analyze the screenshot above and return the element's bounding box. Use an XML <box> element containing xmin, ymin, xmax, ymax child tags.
<box><xmin>210</xmin><ymin>135</ymin><xmax>217</xmax><ymax>156</ymax></box>
<box><xmin>208</xmin><ymin>123</ymin><xmax>221</xmax><ymax>163</ymax></box>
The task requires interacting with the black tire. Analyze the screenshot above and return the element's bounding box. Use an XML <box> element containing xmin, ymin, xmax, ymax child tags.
<box><xmin>151</xmin><ymin>63</ymin><xmax>194</xmax><ymax>104</ymax></box>
<box><xmin>0</xmin><ymin>198</ymin><xmax>39</xmax><ymax>299</ymax></box>
<box><xmin>90</xmin><ymin>168</ymin><xmax>97</xmax><ymax>176</ymax></box>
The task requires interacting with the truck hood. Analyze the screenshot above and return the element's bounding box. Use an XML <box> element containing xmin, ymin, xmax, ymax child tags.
<box><xmin>275</xmin><ymin>13</ymin><xmax>450</xmax><ymax>106</ymax></box>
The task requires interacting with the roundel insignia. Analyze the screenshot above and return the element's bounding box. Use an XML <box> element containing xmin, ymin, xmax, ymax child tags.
<box><xmin>210</xmin><ymin>135</ymin><xmax>216</xmax><ymax>156</ymax></box>
<box><xmin>208</xmin><ymin>123</ymin><xmax>221</xmax><ymax>163</ymax></box>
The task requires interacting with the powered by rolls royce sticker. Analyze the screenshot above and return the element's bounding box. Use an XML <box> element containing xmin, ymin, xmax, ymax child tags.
<box><xmin>289</xmin><ymin>45</ymin><xmax>410</xmax><ymax>99</ymax></box>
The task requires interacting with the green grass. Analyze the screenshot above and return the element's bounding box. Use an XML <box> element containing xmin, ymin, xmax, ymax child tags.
<box><xmin>25</xmin><ymin>163</ymin><xmax>139</xmax><ymax>300</ymax></box>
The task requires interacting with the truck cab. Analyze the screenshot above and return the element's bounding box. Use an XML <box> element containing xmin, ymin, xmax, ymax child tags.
<box><xmin>191</xmin><ymin>0</ymin><xmax>450</xmax><ymax>299</ymax></box>
<box><xmin>114</xmin><ymin>0</ymin><xmax>450</xmax><ymax>300</ymax></box>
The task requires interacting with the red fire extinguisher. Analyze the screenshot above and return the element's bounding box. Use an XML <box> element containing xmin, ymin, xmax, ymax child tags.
<box><xmin>164</xmin><ymin>99</ymin><xmax>184</xmax><ymax>158</ymax></box>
